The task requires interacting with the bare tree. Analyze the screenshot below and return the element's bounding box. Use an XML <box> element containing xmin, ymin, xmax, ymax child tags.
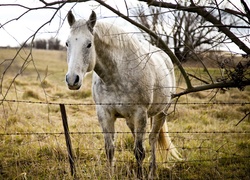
<box><xmin>134</xmin><ymin>1</ymin><xmax>225</xmax><ymax>62</ymax></box>
<box><xmin>0</xmin><ymin>0</ymin><xmax>249</xmax><ymax>102</ymax></box>
<box><xmin>48</xmin><ymin>37</ymin><xmax>61</xmax><ymax>50</ymax></box>
<box><xmin>171</xmin><ymin>3</ymin><xmax>225</xmax><ymax>62</ymax></box>
<box><xmin>138</xmin><ymin>0</ymin><xmax>250</xmax><ymax>54</ymax></box>
<box><xmin>34</xmin><ymin>39</ymin><xmax>47</xmax><ymax>49</ymax></box>
<box><xmin>134</xmin><ymin>0</ymin><xmax>250</xmax><ymax>95</ymax></box>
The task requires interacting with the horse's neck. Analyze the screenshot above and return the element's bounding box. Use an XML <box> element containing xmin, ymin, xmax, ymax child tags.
<box><xmin>92</xmin><ymin>22</ymin><xmax>149</xmax><ymax>85</ymax></box>
<box><xmin>93</xmin><ymin>37</ymin><xmax>120</xmax><ymax>83</ymax></box>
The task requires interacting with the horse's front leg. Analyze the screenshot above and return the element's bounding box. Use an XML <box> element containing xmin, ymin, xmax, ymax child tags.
<box><xmin>96</xmin><ymin>107</ymin><xmax>116</xmax><ymax>176</ymax></box>
<box><xmin>133</xmin><ymin>112</ymin><xmax>147</xmax><ymax>179</ymax></box>
<box><xmin>104</xmin><ymin>127</ymin><xmax>115</xmax><ymax>167</ymax></box>
<box><xmin>134</xmin><ymin>135</ymin><xmax>145</xmax><ymax>179</ymax></box>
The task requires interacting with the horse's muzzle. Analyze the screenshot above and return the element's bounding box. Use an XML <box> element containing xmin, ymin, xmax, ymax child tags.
<box><xmin>67</xmin><ymin>85</ymin><xmax>81</xmax><ymax>90</ymax></box>
<box><xmin>66</xmin><ymin>74</ymin><xmax>81</xmax><ymax>90</ymax></box>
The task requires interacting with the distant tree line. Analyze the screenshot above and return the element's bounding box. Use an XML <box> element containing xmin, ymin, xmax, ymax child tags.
<box><xmin>23</xmin><ymin>37</ymin><xmax>65</xmax><ymax>50</ymax></box>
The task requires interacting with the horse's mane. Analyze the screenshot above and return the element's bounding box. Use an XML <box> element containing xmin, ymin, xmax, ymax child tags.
<box><xmin>94</xmin><ymin>21</ymin><xmax>140</xmax><ymax>50</ymax></box>
<box><xmin>72</xmin><ymin>20</ymin><xmax>145</xmax><ymax>54</ymax></box>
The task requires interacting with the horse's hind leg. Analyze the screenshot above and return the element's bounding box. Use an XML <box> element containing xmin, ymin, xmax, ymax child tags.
<box><xmin>149</xmin><ymin>113</ymin><xmax>166</xmax><ymax>179</ymax></box>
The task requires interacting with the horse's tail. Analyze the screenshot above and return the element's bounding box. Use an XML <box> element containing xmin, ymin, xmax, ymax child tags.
<box><xmin>157</xmin><ymin>121</ymin><xmax>182</xmax><ymax>161</ymax></box>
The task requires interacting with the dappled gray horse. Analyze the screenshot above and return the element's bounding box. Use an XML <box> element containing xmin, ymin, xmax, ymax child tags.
<box><xmin>65</xmin><ymin>10</ymin><xmax>181</xmax><ymax>179</ymax></box>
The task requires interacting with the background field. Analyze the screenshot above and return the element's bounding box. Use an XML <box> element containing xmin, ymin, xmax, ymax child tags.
<box><xmin>0</xmin><ymin>48</ymin><xmax>250</xmax><ymax>179</ymax></box>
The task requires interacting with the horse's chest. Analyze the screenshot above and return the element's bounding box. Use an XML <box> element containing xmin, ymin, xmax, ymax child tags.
<box><xmin>92</xmin><ymin>73</ymin><xmax>152</xmax><ymax>104</ymax></box>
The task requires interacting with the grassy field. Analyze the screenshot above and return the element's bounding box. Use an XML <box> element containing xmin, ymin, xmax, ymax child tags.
<box><xmin>0</xmin><ymin>48</ymin><xmax>249</xmax><ymax>179</ymax></box>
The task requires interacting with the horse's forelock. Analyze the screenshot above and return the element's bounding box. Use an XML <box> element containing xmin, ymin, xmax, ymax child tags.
<box><xmin>70</xmin><ymin>20</ymin><xmax>89</xmax><ymax>34</ymax></box>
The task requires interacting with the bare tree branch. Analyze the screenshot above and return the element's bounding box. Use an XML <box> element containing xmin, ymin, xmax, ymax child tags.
<box><xmin>138</xmin><ymin>0</ymin><xmax>250</xmax><ymax>55</ymax></box>
<box><xmin>235</xmin><ymin>111</ymin><xmax>250</xmax><ymax>126</ymax></box>
<box><xmin>92</xmin><ymin>0</ymin><xmax>250</xmax><ymax>97</ymax></box>
<box><xmin>0</xmin><ymin>1</ymin><xmax>67</xmax><ymax>103</ymax></box>
<box><xmin>240</xmin><ymin>0</ymin><xmax>250</xmax><ymax>23</ymax></box>
<box><xmin>199</xmin><ymin>25</ymin><xmax>250</xmax><ymax>28</ymax></box>
<box><xmin>172</xmin><ymin>79</ymin><xmax>250</xmax><ymax>98</ymax></box>
<box><xmin>94</xmin><ymin>0</ymin><xmax>193</xmax><ymax>90</ymax></box>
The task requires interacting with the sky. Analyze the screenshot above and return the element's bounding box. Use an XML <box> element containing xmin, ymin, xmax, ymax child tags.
<box><xmin>0</xmin><ymin>0</ymin><xmax>140</xmax><ymax>47</ymax></box>
<box><xmin>0</xmin><ymin>0</ymin><xmax>249</xmax><ymax>54</ymax></box>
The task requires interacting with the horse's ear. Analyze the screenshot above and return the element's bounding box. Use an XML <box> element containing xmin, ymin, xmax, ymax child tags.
<box><xmin>67</xmin><ymin>10</ymin><xmax>75</xmax><ymax>27</ymax></box>
<box><xmin>87</xmin><ymin>11</ymin><xmax>96</xmax><ymax>33</ymax></box>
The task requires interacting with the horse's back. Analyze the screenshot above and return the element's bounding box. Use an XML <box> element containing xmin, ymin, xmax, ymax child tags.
<box><xmin>141</xmin><ymin>44</ymin><xmax>175</xmax><ymax>115</ymax></box>
<box><xmin>149</xmin><ymin>45</ymin><xmax>175</xmax><ymax>94</ymax></box>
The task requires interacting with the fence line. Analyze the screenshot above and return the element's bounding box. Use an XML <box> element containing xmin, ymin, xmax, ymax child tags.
<box><xmin>1</xmin><ymin>98</ymin><xmax>249</xmax><ymax>136</ymax></box>
<box><xmin>0</xmin><ymin>130</ymin><xmax>250</xmax><ymax>136</ymax></box>
<box><xmin>1</xmin><ymin>98</ymin><xmax>250</xmax><ymax>106</ymax></box>
<box><xmin>1</xmin><ymin>98</ymin><xmax>249</xmax><ymax>179</ymax></box>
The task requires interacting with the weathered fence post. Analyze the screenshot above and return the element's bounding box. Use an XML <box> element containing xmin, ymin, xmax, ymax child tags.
<box><xmin>59</xmin><ymin>104</ymin><xmax>76</xmax><ymax>178</ymax></box>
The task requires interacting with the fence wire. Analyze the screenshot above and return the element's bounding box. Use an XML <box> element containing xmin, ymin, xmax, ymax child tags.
<box><xmin>1</xmin><ymin>99</ymin><xmax>250</xmax><ymax>106</ymax></box>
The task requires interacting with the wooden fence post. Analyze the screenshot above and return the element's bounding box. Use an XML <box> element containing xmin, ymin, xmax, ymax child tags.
<box><xmin>59</xmin><ymin>104</ymin><xmax>76</xmax><ymax>178</ymax></box>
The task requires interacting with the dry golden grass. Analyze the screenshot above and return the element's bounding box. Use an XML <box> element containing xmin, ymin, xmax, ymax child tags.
<box><xmin>0</xmin><ymin>48</ymin><xmax>249</xmax><ymax>179</ymax></box>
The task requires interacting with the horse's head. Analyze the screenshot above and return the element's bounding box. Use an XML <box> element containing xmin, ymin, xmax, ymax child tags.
<box><xmin>65</xmin><ymin>11</ymin><xmax>96</xmax><ymax>90</ymax></box>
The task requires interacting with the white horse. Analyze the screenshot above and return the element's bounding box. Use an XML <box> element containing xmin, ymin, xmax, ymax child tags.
<box><xmin>65</xmin><ymin>11</ymin><xmax>181</xmax><ymax>179</ymax></box>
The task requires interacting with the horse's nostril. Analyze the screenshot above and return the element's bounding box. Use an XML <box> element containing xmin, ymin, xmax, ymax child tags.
<box><xmin>74</xmin><ymin>75</ymin><xmax>80</xmax><ymax>85</ymax></box>
<box><xmin>65</xmin><ymin>74</ymin><xmax>69</xmax><ymax>84</ymax></box>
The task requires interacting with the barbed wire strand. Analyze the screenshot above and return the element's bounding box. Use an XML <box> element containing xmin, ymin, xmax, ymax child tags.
<box><xmin>0</xmin><ymin>130</ymin><xmax>249</xmax><ymax>136</ymax></box>
<box><xmin>1</xmin><ymin>99</ymin><xmax>249</xmax><ymax>106</ymax></box>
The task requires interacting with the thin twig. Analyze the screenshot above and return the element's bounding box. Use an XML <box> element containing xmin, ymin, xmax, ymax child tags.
<box><xmin>235</xmin><ymin>112</ymin><xmax>250</xmax><ymax>126</ymax></box>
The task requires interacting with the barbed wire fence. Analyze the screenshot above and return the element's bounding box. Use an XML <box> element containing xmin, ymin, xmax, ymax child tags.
<box><xmin>0</xmin><ymin>99</ymin><xmax>249</xmax><ymax>179</ymax></box>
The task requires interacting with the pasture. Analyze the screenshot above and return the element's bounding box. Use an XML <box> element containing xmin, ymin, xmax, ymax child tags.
<box><xmin>0</xmin><ymin>48</ymin><xmax>249</xmax><ymax>179</ymax></box>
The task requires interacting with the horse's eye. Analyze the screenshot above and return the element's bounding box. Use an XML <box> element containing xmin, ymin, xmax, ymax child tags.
<box><xmin>66</xmin><ymin>42</ymin><xmax>68</xmax><ymax>47</ymax></box>
<box><xmin>87</xmin><ymin>43</ymin><xmax>92</xmax><ymax>48</ymax></box>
